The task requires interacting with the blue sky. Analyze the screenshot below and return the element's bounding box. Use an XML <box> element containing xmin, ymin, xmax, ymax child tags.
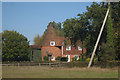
<box><xmin>2</xmin><ymin>2</ymin><xmax>92</xmax><ymax>45</ymax></box>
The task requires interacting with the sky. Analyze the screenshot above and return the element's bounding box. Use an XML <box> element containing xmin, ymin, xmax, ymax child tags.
<box><xmin>2</xmin><ymin>2</ymin><xmax>93</xmax><ymax>45</ymax></box>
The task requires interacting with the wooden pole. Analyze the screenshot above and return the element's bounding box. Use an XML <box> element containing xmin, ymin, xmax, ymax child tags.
<box><xmin>87</xmin><ymin>2</ymin><xmax>110</xmax><ymax>68</ymax></box>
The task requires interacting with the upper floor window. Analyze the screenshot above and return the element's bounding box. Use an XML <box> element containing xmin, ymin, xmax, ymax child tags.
<box><xmin>50</xmin><ymin>41</ymin><xmax>55</xmax><ymax>46</ymax></box>
<box><xmin>78</xmin><ymin>46</ymin><xmax>82</xmax><ymax>50</ymax></box>
<box><xmin>66</xmin><ymin>45</ymin><xmax>71</xmax><ymax>50</ymax></box>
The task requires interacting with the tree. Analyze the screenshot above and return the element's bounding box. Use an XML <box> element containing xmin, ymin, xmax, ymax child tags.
<box><xmin>110</xmin><ymin>2</ymin><xmax>120</xmax><ymax>60</ymax></box>
<box><xmin>62</xmin><ymin>2</ymin><xmax>119</xmax><ymax>63</ymax></box>
<box><xmin>83</xmin><ymin>2</ymin><xmax>108</xmax><ymax>59</ymax></box>
<box><xmin>63</xmin><ymin>17</ymin><xmax>88</xmax><ymax>60</ymax></box>
<box><xmin>84</xmin><ymin>2</ymin><xmax>119</xmax><ymax>61</ymax></box>
<box><xmin>34</xmin><ymin>34</ymin><xmax>43</xmax><ymax>45</ymax></box>
<box><xmin>105</xmin><ymin>3</ymin><xmax>115</xmax><ymax>60</ymax></box>
<box><xmin>33</xmin><ymin>30</ymin><xmax>46</xmax><ymax>45</ymax></box>
<box><xmin>34</xmin><ymin>34</ymin><xmax>41</xmax><ymax>45</ymax></box>
<box><xmin>110</xmin><ymin>2</ymin><xmax>120</xmax><ymax>28</ymax></box>
<box><xmin>77</xmin><ymin>14</ymin><xmax>89</xmax><ymax>60</ymax></box>
<box><xmin>63</xmin><ymin>18</ymin><xmax>78</xmax><ymax>45</ymax></box>
<box><xmin>2</xmin><ymin>30</ymin><xmax>30</xmax><ymax>61</ymax></box>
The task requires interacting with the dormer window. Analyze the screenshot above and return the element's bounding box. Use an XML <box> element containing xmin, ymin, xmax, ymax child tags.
<box><xmin>50</xmin><ymin>41</ymin><xmax>55</xmax><ymax>46</ymax></box>
<box><xmin>78</xmin><ymin>46</ymin><xmax>82</xmax><ymax>50</ymax></box>
<box><xmin>66</xmin><ymin>45</ymin><xmax>71</xmax><ymax>50</ymax></box>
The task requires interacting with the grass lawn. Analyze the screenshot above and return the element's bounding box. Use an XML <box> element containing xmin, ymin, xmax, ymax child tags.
<box><xmin>2</xmin><ymin>66</ymin><xmax>118</xmax><ymax>78</ymax></box>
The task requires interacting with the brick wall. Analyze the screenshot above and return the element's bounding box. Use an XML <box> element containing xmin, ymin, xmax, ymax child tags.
<box><xmin>41</xmin><ymin>46</ymin><xmax>62</xmax><ymax>61</ymax></box>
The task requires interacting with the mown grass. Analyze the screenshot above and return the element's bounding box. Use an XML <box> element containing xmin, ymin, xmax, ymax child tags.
<box><xmin>2</xmin><ymin>66</ymin><xmax>118</xmax><ymax>78</ymax></box>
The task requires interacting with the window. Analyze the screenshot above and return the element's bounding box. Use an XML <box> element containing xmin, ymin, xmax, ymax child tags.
<box><xmin>51</xmin><ymin>56</ymin><xmax>55</xmax><ymax>61</ymax></box>
<box><xmin>78</xmin><ymin>46</ymin><xmax>82</xmax><ymax>50</ymax></box>
<box><xmin>66</xmin><ymin>55</ymin><xmax>70</xmax><ymax>62</ymax></box>
<box><xmin>74</xmin><ymin>55</ymin><xmax>79</xmax><ymax>60</ymax></box>
<box><xmin>66</xmin><ymin>45</ymin><xmax>71</xmax><ymax>50</ymax></box>
<box><xmin>50</xmin><ymin>41</ymin><xmax>55</xmax><ymax>46</ymax></box>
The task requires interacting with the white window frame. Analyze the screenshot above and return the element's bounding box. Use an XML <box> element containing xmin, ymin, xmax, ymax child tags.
<box><xmin>50</xmin><ymin>41</ymin><xmax>55</xmax><ymax>46</ymax></box>
<box><xmin>66</xmin><ymin>55</ymin><xmax>70</xmax><ymax>62</ymax></box>
<box><xmin>51</xmin><ymin>56</ymin><xmax>55</xmax><ymax>61</ymax></box>
<box><xmin>66</xmin><ymin>45</ymin><xmax>71</xmax><ymax>50</ymax></box>
<box><xmin>78</xmin><ymin>46</ymin><xmax>82</xmax><ymax>51</ymax></box>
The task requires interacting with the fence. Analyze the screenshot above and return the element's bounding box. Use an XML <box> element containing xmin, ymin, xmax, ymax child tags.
<box><xmin>2</xmin><ymin>62</ymin><xmax>65</xmax><ymax>67</ymax></box>
<box><xmin>2</xmin><ymin>61</ymin><xmax>119</xmax><ymax>68</ymax></box>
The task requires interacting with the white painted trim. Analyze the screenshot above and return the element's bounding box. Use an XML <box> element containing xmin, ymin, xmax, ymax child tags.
<box><xmin>50</xmin><ymin>41</ymin><xmax>55</xmax><ymax>46</ymax></box>
<box><xmin>66</xmin><ymin>55</ymin><xmax>70</xmax><ymax>62</ymax></box>
<box><xmin>66</xmin><ymin>45</ymin><xmax>71</xmax><ymax>51</ymax></box>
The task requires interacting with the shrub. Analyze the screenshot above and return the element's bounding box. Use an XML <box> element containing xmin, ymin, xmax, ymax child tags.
<box><xmin>72</xmin><ymin>57</ymin><xmax>77</xmax><ymax>62</ymax></box>
<box><xmin>64</xmin><ymin>61</ymin><xmax>87</xmax><ymax>68</ymax></box>
<box><xmin>86</xmin><ymin>58</ymin><xmax>90</xmax><ymax>63</ymax></box>
<box><xmin>94</xmin><ymin>61</ymin><xmax>118</xmax><ymax>68</ymax></box>
<box><xmin>77</xmin><ymin>56</ymin><xmax>86</xmax><ymax>61</ymax></box>
<box><xmin>78</xmin><ymin>58</ymin><xmax>82</xmax><ymax>61</ymax></box>
<box><xmin>43</xmin><ymin>56</ymin><xmax>49</xmax><ymax>61</ymax></box>
<box><xmin>61</xmin><ymin>57</ymin><xmax>68</xmax><ymax>62</ymax></box>
<box><xmin>56</xmin><ymin>56</ymin><xmax>61</xmax><ymax>61</ymax></box>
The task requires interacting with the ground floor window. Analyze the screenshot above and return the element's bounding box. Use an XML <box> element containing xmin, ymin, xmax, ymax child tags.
<box><xmin>66</xmin><ymin>55</ymin><xmax>70</xmax><ymax>62</ymax></box>
<box><xmin>74</xmin><ymin>55</ymin><xmax>79</xmax><ymax>60</ymax></box>
<box><xmin>51</xmin><ymin>56</ymin><xmax>55</xmax><ymax>61</ymax></box>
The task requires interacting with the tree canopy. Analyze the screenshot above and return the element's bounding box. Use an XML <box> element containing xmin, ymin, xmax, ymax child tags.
<box><xmin>63</xmin><ymin>2</ymin><xmax>120</xmax><ymax>61</ymax></box>
<box><xmin>2</xmin><ymin>30</ymin><xmax>30</xmax><ymax>61</ymax></box>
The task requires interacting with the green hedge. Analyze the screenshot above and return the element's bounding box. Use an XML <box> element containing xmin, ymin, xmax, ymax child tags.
<box><xmin>43</xmin><ymin>56</ymin><xmax>49</xmax><ymax>61</ymax></box>
<box><xmin>94</xmin><ymin>61</ymin><xmax>119</xmax><ymax>68</ymax></box>
<box><xmin>64</xmin><ymin>61</ymin><xmax>88</xmax><ymax>68</ymax></box>
<box><xmin>56</xmin><ymin>56</ymin><xmax>61</xmax><ymax>61</ymax></box>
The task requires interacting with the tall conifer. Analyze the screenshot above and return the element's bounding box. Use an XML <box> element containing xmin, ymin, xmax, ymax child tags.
<box><xmin>106</xmin><ymin>3</ymin><xmax>115</xmax><ymax>60</ymax></box>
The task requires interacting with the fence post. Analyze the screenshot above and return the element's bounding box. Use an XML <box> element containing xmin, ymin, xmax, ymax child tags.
<box><xmin>49</xmin><ymin>63</ymin><xmax>51</xmax><ymax>67</ymax></box>
<box><xmin>18</xmin><ymin>63</ymin><xmax>19</xmax><ymax>67</ymax></box>
<box><xmin>39</xmin><ymin>63</ymin><xmax>40</xmax><ymax>66</ymax></box>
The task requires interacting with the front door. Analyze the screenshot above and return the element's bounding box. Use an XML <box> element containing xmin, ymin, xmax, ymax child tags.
<box><xmin>66</xmin><ymin>55</ymin><xmax>70</xmax><ymax>62</ymax></box>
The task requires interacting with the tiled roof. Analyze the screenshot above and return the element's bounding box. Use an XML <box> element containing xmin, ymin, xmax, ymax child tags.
<box><xmin>30</xmin><ymin>45</ymin><xmax>41</xmax><ymax>49</ymax></box>
<box><xmin>42</xmin><ymin>25</ymin><xmax>65</xmax><ymax>46</ymax></box>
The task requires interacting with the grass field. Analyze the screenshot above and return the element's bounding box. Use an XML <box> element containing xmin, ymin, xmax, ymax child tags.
<box><xmin>2</xmin><ymin>66</ymin><xmax>118</xmax><ymax>78</ymax></box>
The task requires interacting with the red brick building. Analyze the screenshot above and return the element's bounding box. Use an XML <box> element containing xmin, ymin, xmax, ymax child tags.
<box><xmin>30</xmin><ymin>25</ymin><xmax>86</xmax><ymax>62</ymax></box>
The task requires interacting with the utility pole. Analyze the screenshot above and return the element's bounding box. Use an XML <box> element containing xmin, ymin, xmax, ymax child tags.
<box><xmin>87</xmin><ymin>2</ymin><xmax>110</xmax><ymax>68</ymax></box>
